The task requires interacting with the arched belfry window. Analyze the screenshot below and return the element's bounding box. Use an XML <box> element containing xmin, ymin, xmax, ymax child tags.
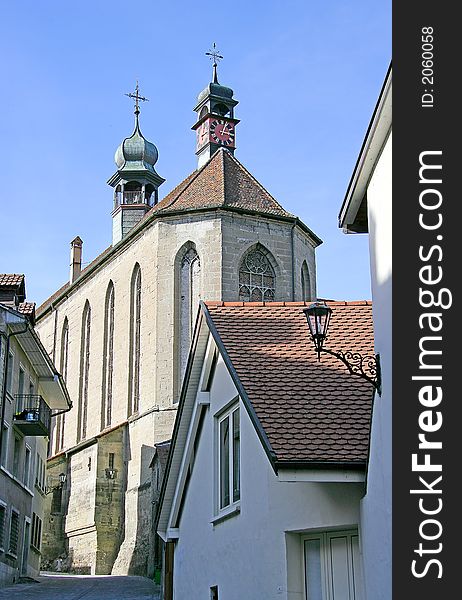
<box><xmin>78</xmin><ymin>302</ymin><xmax>91</xmax><ymax>442</ymax></box>
<box><xmin>301</xmin><ymin>260</ymin><xmax>311</xmax><ymax>301</ymax></box>
<box><xmin>239</xmin><ymin>245</ymin><xmax>276</xmax><ymax>302</ymax></box>
<box><xmin>102</xmin><ymin>282</ymin><xmax>115</xmax><ymax>429</ymax></box>
<box><xmin>55</xmin><ymin>318</ymin><xmax>69</xmax><ymax>453</ymax></box>
<box><xmin>176</xmin><ymin>243</ymin><xmax>201</xmax><ymax>391</ymax></box>
<box><xmin>128</xmin><ymin>265</ymin><xmax>142</xmax><ymax>416</ymax></box>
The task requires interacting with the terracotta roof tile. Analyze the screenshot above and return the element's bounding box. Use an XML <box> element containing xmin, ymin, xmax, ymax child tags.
<box><xmin>0</xmin><ymin>274</ymin><xmax>24</xmax><ymax>287</ymax></box>
<box><xmin>205</xmin><ymin>301</ymin><xmax>374</xmax><ymax>465</ymax></box>
<box><xmin>17</xmin><ymin>302</ymin><xmax>35</xmax><ymax>316</ymax></box>
<box><xmin>151</xmin><ymin>149</ymin><xmax>293</xmax><ymax>218</ymax></box>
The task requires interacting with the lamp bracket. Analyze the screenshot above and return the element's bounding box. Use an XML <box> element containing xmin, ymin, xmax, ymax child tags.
<box><xmin>322</xmin><ymin>348</ymin><xmax>382</xmax><ymax>396</ymax></box>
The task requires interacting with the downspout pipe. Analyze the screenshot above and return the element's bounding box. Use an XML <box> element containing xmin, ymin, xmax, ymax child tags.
<box><xmin>0</xmin><ymin>320</ymin><xmax>29</xmax><ymax>465</ymax></box>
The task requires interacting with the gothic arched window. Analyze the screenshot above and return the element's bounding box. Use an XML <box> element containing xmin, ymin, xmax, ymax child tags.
<box><xmin>102</xmin><ymin>282</ymin><xmax>115</xmax><ymax>429</ymax></box>
<box><xmin>78</xmin><ymin>302</ymin><xmax>91</xmax><ymax>442</ymax></box>
<box><xmin>301</xmin><ymin>260</ymin><xmax>311</xmax><ymax>301</ymax></box>
<box><xmin>128</xmin><ymin>265</ymin><xmax>142</xmax><ymax>416</ymax></box>
<box><xmin>239</xmin><ymin>246</ymin><xmax>276</xmax><ymax>302</ymax></box>
<box><xmin>55</xmin><ymin>318</ymin><xmax>69</xmax><ymax>453</ymax></box>
<box><xmin>176</xmin><ymin>244</ymin><xmax>201</xmax><ymax>391</ymax></box>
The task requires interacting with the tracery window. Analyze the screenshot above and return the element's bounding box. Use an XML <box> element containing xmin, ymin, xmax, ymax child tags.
<box><xmin>102</xmin><ymin>282</ymin><xmax>115</xmax><ymax>429</ymax></box>
<box><xmin>55</xmin><ymin>318</ymin><xmax>69</xmax><ymax>453</ymax></box>
<box><xmin>177</xmin><ymin>244</ymin><xmax>201</xmax><ymax>393</ymax></box>
<box><xmin>239</xmin><ymin>247</ymin><xmax>275</xmax><ymax>301</ymax></box>
<box><xmin>129</xmin><ymin>265</ymin><xmax>142</xmax><ymax>416</ymax></box>
<box><xmin>78</xmin><ymin>302</ymin><xmax>91</xmax><ymax>442</ymax></box>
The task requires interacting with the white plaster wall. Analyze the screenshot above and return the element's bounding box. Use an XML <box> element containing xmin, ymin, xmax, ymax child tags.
<box><xmin>360</xmin><ymin>131</ymin><xmax>392</xmax><ymax>600</ymax></box>
<box><xmin>172</xmin><ymin>356</ymin><xmax>363</xmax><ymax>599</ymax></box>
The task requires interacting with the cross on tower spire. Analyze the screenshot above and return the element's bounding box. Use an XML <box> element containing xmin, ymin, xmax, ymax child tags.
<box><xmin>205</xmin><ymin>43</ymin><xmax>223</xmax><ymax>83</ymax></box>
<box><xmin>125</xmin><ymin>81</ymin><xmax>149</xmax><ymax>116</ymax></box>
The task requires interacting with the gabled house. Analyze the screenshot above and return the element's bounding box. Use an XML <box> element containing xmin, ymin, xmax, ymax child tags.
<box><xmin>157</xmin><ymin>300</ymin><xmax>374</xmax><ymax>600</ymax></box>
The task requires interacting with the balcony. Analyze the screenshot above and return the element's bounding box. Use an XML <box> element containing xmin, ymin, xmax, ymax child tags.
<box><xmin>13</xmin><ymin>395</ymin><xmax>51</xmax><ymax>436</ymax></box>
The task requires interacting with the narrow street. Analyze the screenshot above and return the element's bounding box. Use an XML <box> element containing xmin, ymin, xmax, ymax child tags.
<box><xmin>0</xmin><ymin>574</ymin><xmax>160</xmax><ymax>599</ymax></box>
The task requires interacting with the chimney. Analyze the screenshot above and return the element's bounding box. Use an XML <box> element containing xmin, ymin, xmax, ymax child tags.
<box><xmin>70</xmin><ymin>236</ymin><xmax>83</xmax><ymax>284</ymax></box>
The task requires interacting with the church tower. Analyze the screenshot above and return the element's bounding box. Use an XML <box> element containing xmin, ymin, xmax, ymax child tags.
<box><xmin>192</xmin><ymin>44</ymin><xmax>239</xmax><ymax>168</ymax></box>
<box><xmin>108</xmin><ymin>83</ymin><xmax>165</xmax><ymax>245</ymax></box>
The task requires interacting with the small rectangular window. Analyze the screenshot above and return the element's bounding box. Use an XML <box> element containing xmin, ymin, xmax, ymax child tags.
<box><xmin>31</xmin><ymin>512</ymin><xmax>42</xmax><ymax>550</ymax></box>
<box><xmin>218</xmin><ymin>405</ymin><xmax>240</xmax><ymax>511</ymax></box>
<box><xmin>210</xmin><ymin>585</ymin><xmax>219</xmax><ymax>600</ymax></box>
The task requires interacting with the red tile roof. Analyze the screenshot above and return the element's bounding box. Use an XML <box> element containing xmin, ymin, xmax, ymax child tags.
<box><xmin>204</xmin><ymin>301</ymin><xmax>374</xmax><ymax>465</ymax></box>
<box><xmin>151</xmin><ymin>148</ymin><xmax>293</xmax><ymax>218</ymax></box>
<box><xmin>0</xmin><ymin>274</ymin><xmax>24</xmax><ymax>287</ymax></box>
<box><xmin>17</xmin><ymin>302</ymin><xmax>36</xmax><ymax>316</ymax></box>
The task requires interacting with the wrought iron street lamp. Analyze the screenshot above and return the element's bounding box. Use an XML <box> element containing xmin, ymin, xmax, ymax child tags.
<box><xmin>303</xmin><ymin>302</ymin><xmax>382</xmax><ymax>395</ymax></box>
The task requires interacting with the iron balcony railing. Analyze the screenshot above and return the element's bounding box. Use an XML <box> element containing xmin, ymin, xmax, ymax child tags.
<box><xmin>14</xmin><ymin>394</ymin><xmax>52</xmax><ymax>437</ymax></box>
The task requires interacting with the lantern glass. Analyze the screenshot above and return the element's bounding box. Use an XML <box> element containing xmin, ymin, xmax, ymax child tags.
<box><xmin>303</xmin><ymin>302</ymin><xmax>332</xmax><ymax>355</ymax></box>
<box><xmin>59</xmin><ymin>472</ymin><xmax>66</xmax><ymax>485</ymax></box>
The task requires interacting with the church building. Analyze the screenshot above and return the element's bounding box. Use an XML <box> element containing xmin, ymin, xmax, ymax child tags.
<box><xmin>34</xmin><ymin>56</ymin><xmax>321</xmax><ymax>575</ymax></box>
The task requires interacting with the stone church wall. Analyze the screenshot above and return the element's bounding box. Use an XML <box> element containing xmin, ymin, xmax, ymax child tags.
<box><xmin>36</xmin><ymin>207</ymin><xmax>317</xmax><ymax>575</ymax></box>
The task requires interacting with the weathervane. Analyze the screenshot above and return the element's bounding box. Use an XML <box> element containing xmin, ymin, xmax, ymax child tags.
<box><xmin>206</xmin><ymin>43</ymin><xmax>223</xmax><ymax>83</ymax></box>
<box><xmin>125</xmin><ymin>81</ymin><xmax>149</xmax><ymax>116</ymax></box>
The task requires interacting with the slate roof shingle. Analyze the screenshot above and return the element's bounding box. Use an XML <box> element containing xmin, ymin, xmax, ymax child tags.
<box><xmin>204</xmin><ymin>301</ymin><xmax>374</xmax><ymax>465</ymax></box>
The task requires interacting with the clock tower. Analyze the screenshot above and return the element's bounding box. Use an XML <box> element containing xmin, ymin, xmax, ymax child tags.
<box><xmin>192</xmin><ymin>44</ymin><xmax>239</xmax><ymax>168</ymax></box>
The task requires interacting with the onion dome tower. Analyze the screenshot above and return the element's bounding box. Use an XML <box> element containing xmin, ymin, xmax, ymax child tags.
<box><xmin>108</xmin><ymin>83</ymin><xmax>165</xmax><ymax>245</ymax></box>
<box><xmin>192</xmin><ymin>44</ymin><xmax>239</xmax><ymax>169</ymax></box>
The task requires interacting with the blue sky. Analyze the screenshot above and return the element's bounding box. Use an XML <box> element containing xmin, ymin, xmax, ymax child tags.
<box><xmin>0</xmin><ymin>1</ymin><xmax>390</xmax><ymax>306</ymax></box>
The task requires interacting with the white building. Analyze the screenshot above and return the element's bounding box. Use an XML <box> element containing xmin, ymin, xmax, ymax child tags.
<box><xmin>157</xmin><ymin>300</ymin><xmax>375</xmax><ymax>600</ymax></box>
<box><xmin>338</xmin><ymin>67</ymin><xmax>392</xmax><ymax>599</ymax></box>
<box><xmin>0</xmin><ymin>275</ymin><xmax>71</xmax><ymax>587</ymax></box>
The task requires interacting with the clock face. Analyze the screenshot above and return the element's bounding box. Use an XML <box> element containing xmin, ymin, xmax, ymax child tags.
<box><xmin>209</xmin><ymin>119</ymin><xmax>235</xmax><ymax>147</ymax></box>
<box><xmin>196</xmin><ymin>120</ymin><xmax>209</xmax><ymax>150</ymax></box>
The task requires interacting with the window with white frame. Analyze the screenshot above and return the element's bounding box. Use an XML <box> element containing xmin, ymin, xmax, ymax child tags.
<box><xmin>218</xmin><ymin>405</ymin><xmax>240</xmax><ymax>510</ymax></box>
<box><xmin>303</xmin><ymin>529</ymin><xmax>364</xmax><ymax>600</ymax></box>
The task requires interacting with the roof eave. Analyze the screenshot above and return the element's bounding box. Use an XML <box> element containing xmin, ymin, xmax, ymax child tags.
<box><xmin>339</xmin><ymin>64</ymin><xmax>392</xmax><ymax>232</ymax></box>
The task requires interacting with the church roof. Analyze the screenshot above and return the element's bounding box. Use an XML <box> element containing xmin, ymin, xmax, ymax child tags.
<box><xmin>36</xmin><ymin>151</ymin><xmax>320</xmax><ymax>317</ymax></box>
<box><xmin>202</xmin><ymin>301</ymin><xmax>374</xmax><ymax>466</ymax></box>
<box><xmin>150</xmin><ymin>148</ymin><xmax>294</xmax><ymax>219</ymax></box>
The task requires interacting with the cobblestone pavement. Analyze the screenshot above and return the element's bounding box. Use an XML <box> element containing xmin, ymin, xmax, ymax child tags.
<box><xmin>0</xmin><ymin>573</ymin><xmax>161</xmax><ymax>599</ymax></box>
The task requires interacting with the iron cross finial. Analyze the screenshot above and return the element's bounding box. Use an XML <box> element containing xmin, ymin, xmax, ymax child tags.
<box><xmin>125</xmin><ymin>81</ymin><xmax>149</xmax><ymax>116</ymax></box>
<box><xmin>206</xmin><ymin>43</ymin><xmax>223</xmax><ymax>83</ymax></box>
